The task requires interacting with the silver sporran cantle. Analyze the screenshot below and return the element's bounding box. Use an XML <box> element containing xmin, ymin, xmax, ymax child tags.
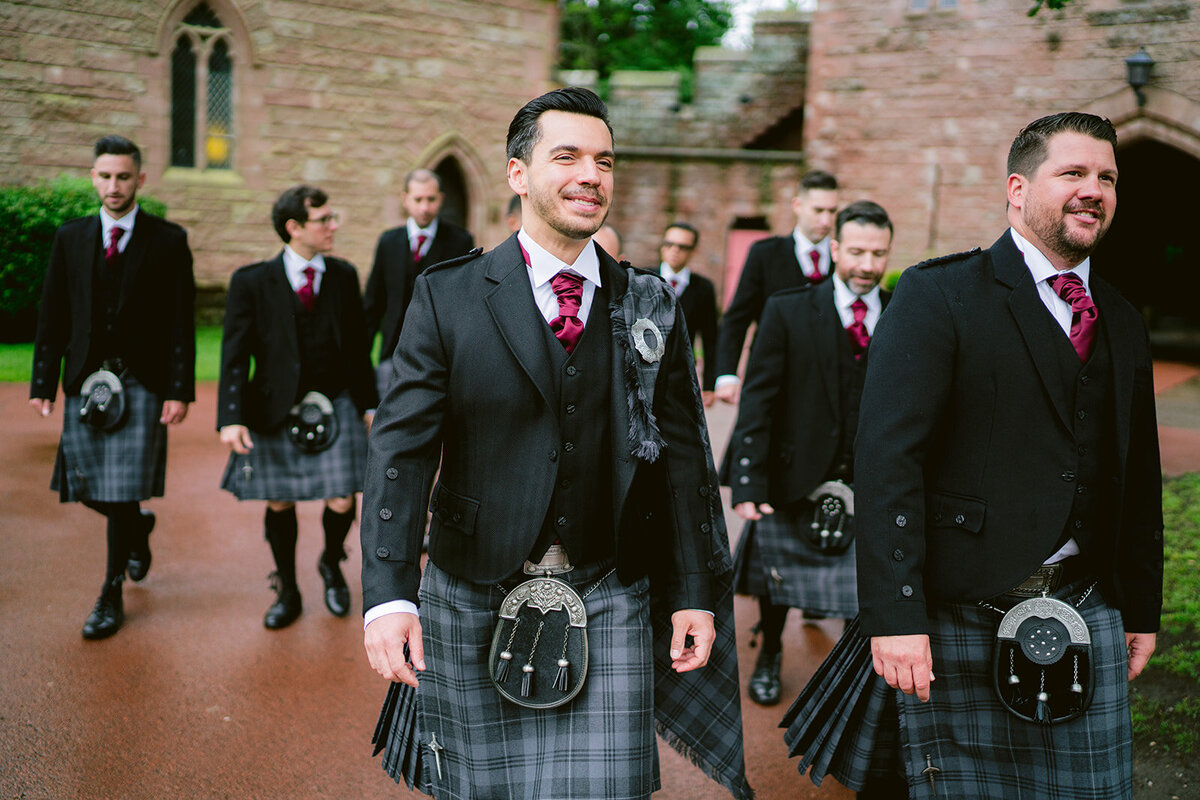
<box><xmin>804</xmin><ymin>480</ymin><xmax>855</xmax><ymax>554</ymax></box>
<box><xmin>79</xmin><ymin>369</ymin><xmax>128</xmax><ymax>432</ymax></box>
<box><xmin>992</xmin><ymin>594</ymin><xmax>1094</xmax><ymax>724</ymax></box>
<box><xmin>285</xmin><ymin>391</ymin><xmax>339</xmax><ymax>453</ymax></box>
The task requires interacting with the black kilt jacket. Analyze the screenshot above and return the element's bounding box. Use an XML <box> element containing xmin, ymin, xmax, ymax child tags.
<box><xmin>854</xmin><ymin>231</ymin><xmax>1164</xmax><ymax>637</ymax></box>
<box><xmin>30</xmin><ymin>211</ymin><xmax>195</xmax><ymax>402</ymax></box>
<box><xmin>363</xmin><ymin>220</ymin><xmax>475</xmax><ymax>364</ymax></box>
<box><xmin>217</xmin><ymin>252</ymin><xmax>378</xmax><ymax>432</ymax></box>
<box><xmin>359</xmin><ymin>236</ymin><xmax>721</xmax><ymax>614</ymax></box>
<box><xmin>662</xmin><ymin>268</ymin><xmax>720</xmax><ymax>392</ymax></box>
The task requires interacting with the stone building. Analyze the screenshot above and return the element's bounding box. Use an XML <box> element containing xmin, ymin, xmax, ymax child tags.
<box><xmin>1</xmin><ymin>0</ymin><xmax>558</xmax><ymax>307</ymax></box>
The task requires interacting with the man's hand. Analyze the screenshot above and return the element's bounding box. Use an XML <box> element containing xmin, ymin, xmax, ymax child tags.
<box><xmin>29</xmin><ymin>398</ymin><xmax>53</xmax><ymax>417</ymax></box>
<box><xmin>701</xmin><ymin>390</ymin><xmax>715</xmax><ymax>408</ymax></box>
<box><xmin>734</xmin><ymin>501</ymin><xmax>774</xmax><ymax>521</ymax></box>
<box><xmin>714</xmin><ymin>380</ymin><xmax>740</xmax><ymax>405</ymax></box>
<box><xmin>365</xmin><ymin>612</ymin><xmax>426</xmax><ymax>687</ymax></box>
<box><xmin>1126</xmin><ymin>631</ymin><xmax>1156</xmax><ymax>681</ymax></box>
<box><xmin>669</xmin><ymin>609</ymin><xmax>715</xmax><ymax>673</ymax></box>
<box><xmin>871</xmin><ymin>634</ymin><xmax>935</xmax><ymax>702</ymax></box>
<box><xmin>363</xmin><ymin>410</ymin><xmax>375</xmax><ymax>433</ymax></box>
<box><xmin>219</xmin><ymin>424</ymin><xmax>254</xmax><ymax>455</ymax></box>
<box><xmin>160</xmin><ymin>400</ymin><xmax>189</xmax><ymax>425</ymax></box>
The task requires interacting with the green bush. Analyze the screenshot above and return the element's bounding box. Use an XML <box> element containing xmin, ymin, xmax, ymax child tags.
<box><xmin>0</xmin><ymin>176</ymin><xmax>166</xmax><ymax>341</ymax></box>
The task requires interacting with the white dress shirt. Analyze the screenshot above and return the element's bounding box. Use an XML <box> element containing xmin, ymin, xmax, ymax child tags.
<box><xmin>793</xmin><ymin>228</ymin><xmax>831</xmax><ymax>279</ymax></box>
<box><xmin>407</xmin><ymin>217</ymin><xmax>440</xmax><ymax>261</ymax></box>
<box><xmin>831</xmin><ymin>275</ymin><xmax>883</xmax><ymax>335</ymax></box>
<box><xmin>660</xmin><ymin>262</ymin><xmax>691</xmax><ymax>295</ymax></box>
<box><xmin>100</xmin><ymin>205</ymin><xmax>138</xmax><ymax>255</ymax></box>
<box><xmin>282</xmin><ymin>246</ymin><xmax>326</xmax><ymax>294</ymax></box>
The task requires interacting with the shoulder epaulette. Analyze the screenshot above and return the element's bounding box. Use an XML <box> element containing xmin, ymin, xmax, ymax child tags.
<box><xmin>914</xmin><ymin>247</ymin><xmax>982</xmax><ymax>270</ymax></box>
<box><xmin>773</xmin><ymin>283</ymin><xmax>817</xmax><ymax>299</ymax></box>
<box><xmin>422</xmin><ymin>247</ymin><xmax>483</xmax><ymax>275</ymax></box>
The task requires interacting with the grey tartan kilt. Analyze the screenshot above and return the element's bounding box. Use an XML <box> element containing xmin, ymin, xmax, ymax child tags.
<box><xmin>731</xmin><ymin>503</ymin><xmax>858</xmax><ymax>617</ymax></box>
<box><xmin>52</xmin><ymin>375</ymin><xmax>167</xmax><ymax>503</ymax></box>
<box><xmin>378</xmin><ymin>559</ymin><xmax>659</xmax><ymax>800</ymax></box>
<box><xmin>220</xmin><ymin>393</ymin><xmax>367</xmax><ymax>501</ymax></box>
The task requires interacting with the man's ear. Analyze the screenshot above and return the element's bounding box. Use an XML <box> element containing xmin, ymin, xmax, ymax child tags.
<box><xmin>1006</xmin><ymin>173</ymin><xmax>1026</xmax><ymax>210</ymax></box>
<box><xmin>507</xmin><ymin>158</ymin><xmax>528</xmax><ymax>196</ymax></box>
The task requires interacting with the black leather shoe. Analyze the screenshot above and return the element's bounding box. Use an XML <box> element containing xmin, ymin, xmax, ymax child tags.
<box><xmin>317</xmin><ymin>557</ymin><xmax>350</xmax><ymax>617</ymax></box>
<box><xmin>748</xmin><ymin>650</ymin><xmax>782</xmax><ymax>706</ymax></box>
<box><xmin>263</xmin><ymin>574</ymin><xmax>302</xmax><ymax>630</ymax></box>
<box><xmin>126</xmin><ymin>510</ymin><xmax>155</xmax><ymax>582</ymax></box>
<box><xmin>82</xmin><ymin>577</ymin><xmax>125</xmax><ymax>640</ymax></box>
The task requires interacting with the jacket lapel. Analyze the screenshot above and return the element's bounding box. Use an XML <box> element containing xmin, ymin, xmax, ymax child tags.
<box><xmin>118</xmin><ymin>213</ymin><xmax>150</xmax><ymax>312</ymax></box>
<box><xmin>602</xmin><ymin>254</ymin><xmax>637</xmax><ymax>507</ymax></box>
<box><xmin>1091</xmin><ymin>277</ymin><xmax>1134</xmax><ymax>465</ymax></box>
<box><xmin>76</xmin><ymin>217</ymin><xmax>100</xmax><ymax>330</ymax></box>
<box><xmin>483</xmin><ymin>237</ymin><xmax>556</xmax><ymax>412</ymax></box>
<box><xmin>267</xmin><ymin>252</ymin><xmax>301</xmax><ymax>365</ymax></box>
<box><xmin>812</xmin><ymin>283</ymin><xmax>841</xmax><ymax>419</ymax></box>
<box><xmin>993</xmin><ymin>233</ymin><xmax>1073</xmax><ymax>433</ymax></box>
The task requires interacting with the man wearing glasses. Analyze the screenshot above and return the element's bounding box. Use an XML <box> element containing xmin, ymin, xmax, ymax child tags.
<box><xmin>217</xmin><ymin>185</ymin><xmax>378</xmax><ymax>630</ymax></box>
<box><xmin>658</xmin><ymin>222</ymin><xmax>719</xmax><ymax>406</ymax></box>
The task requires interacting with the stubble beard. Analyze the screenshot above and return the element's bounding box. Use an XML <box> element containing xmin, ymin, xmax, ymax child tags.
<box><xmin>1025</xmin><ymin>199</ymin><xmax>1109</xmax><ymax>265</ymax></box>
<box><xmin>529</xmin><ymin>183</ymin><xmax>608</xmax><ymax>241</ymax></box>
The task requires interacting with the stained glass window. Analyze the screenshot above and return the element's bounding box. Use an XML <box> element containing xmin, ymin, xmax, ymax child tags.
<box><xmin>168</xmin><ymin>3</ymin><xmax>234</xmax><ymax>170</ymax></box>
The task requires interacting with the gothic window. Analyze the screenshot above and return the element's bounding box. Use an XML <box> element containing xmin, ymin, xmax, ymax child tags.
<box><xmin>170</xmin><ymin>3</ymin><xmax>235</xmax><ymax>169</ymax></box>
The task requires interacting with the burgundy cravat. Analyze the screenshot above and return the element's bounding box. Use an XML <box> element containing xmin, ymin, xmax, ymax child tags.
<box><xmin>1048</xmin><ymin>273</ymin><xmax>1098</xmax><ymax>362</ymax></box>
<box><xmin>846</xmin><ymin>298</ymin><xmax>870</xmax><ymax>358</ymax></box>
<box><xmin>669</xmin><ymin>276</ymin><xmax>679</xmax><ymax>293</ymax></box>
<box><xmin>550</xmin><ymin>271</ymin><xmax>585</xmax><ymax>354</ymax></box>
<box><xmin>807</xmin><ymin>248</ymin><xmax>823</xmax><ymax>283</ymax></box>
<box><xmin>105</xmin><ymin>226</ymin><xmax>124</xmax><ymax>264</ymax></box>
<box><xmin>297</xmin><ymin>266</ymin><xmax>316</xmax><ymax>312</ymax></box>
<box><xmin>412</xmin><ymin>233</ymin><xmax>428</xmax><ymax>265</ymax></box>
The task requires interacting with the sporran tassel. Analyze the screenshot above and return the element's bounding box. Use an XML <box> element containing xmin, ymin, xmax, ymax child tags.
<box><xmin>521</xmin><ymin>663</ymin><xmax>535</xmax><ymax>697</ymax></box>
<box><xmin>553</xmin><ymin>658</ymin><xmax>570</xmax><ymax>692</ymax></box>
<box><xmin>496</xmin><ymin>650</ymin><xmax>513</xmax><ymax>683</ymax></box>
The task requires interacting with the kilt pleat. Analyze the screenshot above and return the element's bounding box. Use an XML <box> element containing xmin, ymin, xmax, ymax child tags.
<box><xmin>897</xmin><ymin>582</ymin><xmax>1132</xmax><ymax>799</ymax></box>
<box><xmin>732</xmin><ymin>506</ymin><xmax>858</xmax><ymax>617</ymax></box>
<box><xmin>53</xmin><ymin>376</ymin><xmax>167</xmax><ymax>502</ymax></box>
<box><xmin>220</xmin><ymin>393</ymin><xmax>367</xmax><ymax>501</ymax></box>
<box><xmin>376</xmin><ymin>559</ymin><xmax>658</xmax><ymax>800</ymax></box>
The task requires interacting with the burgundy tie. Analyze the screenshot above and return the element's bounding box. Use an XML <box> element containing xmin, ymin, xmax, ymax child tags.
<box><xmin>669</xmin><ymin>276</ymin><xmax>679</xmax><ymax>293</ymax></box>
<box><xmin>1048</xmin><ymin>273</ymin><xmax>1098</xmax><ymax>362</ymax></box>
<box><xmin>807</xmin><ymin>248</ymin><xmax>823</xmax><ymax>283</ymax></box>
<box><xmin>105</xmin><ymin>226</ymin><xmax>124</xmax><ymax>264</ymax></box>
<box><xmin>297</xmin><ymin>266</ymin><xmax>316</xmax><ymax>312</ymax></box>
<box><xmin>550</xmin><ymin>271</ymin><xmax>585</xmax><ymax>354</ymax></box>
<box><xmin>413</xmin><ymin>233</ymin><xmax>428</xmax><ymax>265</ymax></box>
<box><xmin>846</xmin><ymin>298</ymin><xmax>870</xmax><ymax>358</ymax></box>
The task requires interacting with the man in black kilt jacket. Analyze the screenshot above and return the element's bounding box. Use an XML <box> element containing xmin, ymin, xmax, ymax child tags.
<box><xmin>30</xmin><ymin>135</ymin><xmax>195</xmax><ymax>640</ymax></box>
<box><xmin>218</xmin><ymin>185</ymin><xmax>378</xmax><ymax>630</ymax></box>
<box><xmin>851</xmin><ymin>113</ymin><xmax>1163</xmax><ymax>798</ymax></box>
<box><xmin>728</xmin><ymin>201</ymin><xmax>893</xmax><ymax>707</ymax></box>
<box><xmin>360</xmin><ymin>88</ymin><xmax>750</xmax><ymax>800</ymax></box>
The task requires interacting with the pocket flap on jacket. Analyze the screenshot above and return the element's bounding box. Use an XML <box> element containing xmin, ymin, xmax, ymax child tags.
<box><xmin>429</xmin><ymin>483</ymin><xmax>479</xmax><ymax>536</ymax></box>
<box><xmin>928</xmin><ymin>491</ymin><xmax>986</xmax><ymax>533</ymax></box>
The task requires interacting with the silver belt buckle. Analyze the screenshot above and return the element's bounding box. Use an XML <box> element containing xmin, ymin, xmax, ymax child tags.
<box><xmin>523</xmin><ymin>543</ymin><xmax>574</xmax><ymax>576</ymax></box>
<box><xmin>1008</xmin><ymin>564</ymin><xmax>1062</xmax><ymax>598</ymax></box>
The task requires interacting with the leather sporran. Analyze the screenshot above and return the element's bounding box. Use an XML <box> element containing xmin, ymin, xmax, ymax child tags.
<box><xmin>286</xmin><ymin>391</ymin><xmax>339</xmax><ymax>453</ymax></box>
<box><xmin>804</xmin><ymin>480</ymin><xmax>855</xmax><ymax>554</ymax></box>
<box><xmin>489</xmin><ymin>576</ymin><xmax>589</xmax><ymax>709</ymax></box>
<box><xmin>992</xmin><ymin>595</ymin><xmax>1095</xmax><ymax>724</ymax></box>
<box><xmin>79</xmin><ymin>369</ymin><xmax>128</xmax><ymax>432</ymax></box>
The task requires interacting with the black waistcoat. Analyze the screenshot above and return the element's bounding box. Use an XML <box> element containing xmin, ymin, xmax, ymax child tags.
<box><xmin>527</xmin><ymin>286</ymin><xmax>615</xmax><ymax>567</ymax></box>
<box><xmin>91</xmin><ymin>246</ymin><xmax>124</xmax><ymax>363</ymax></box>
<box><xmin>1052</xmin><ymin>314</ymin><xmax>1118</xmax><ymax>560</ymax></box>
<box><xmin>294</xmin><ymin>289</ymin><xmax>346</xmax><ymax>403</ymax></box>
<box><xmin>831</xmin><ymin>315</ymin><xmax>870</xmax><ymax>483</ymax></box>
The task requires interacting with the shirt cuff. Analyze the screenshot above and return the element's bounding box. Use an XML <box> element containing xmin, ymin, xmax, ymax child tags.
<box><xmin>715</xmin><ymin>375</ymin><xmax>740</xmax><ymax>389</ymax></box>
<box><xmin>363</xmin><ymin>599</ymin><xmax>419</xmax><ymax>630</ymax></box>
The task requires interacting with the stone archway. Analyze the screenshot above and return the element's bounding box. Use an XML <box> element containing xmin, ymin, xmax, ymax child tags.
<box><xmin>433</xmin><ymin>156</ymin><xmax>470</xmax><ymax>231</ymax></box>
<box><xmin>1094</xmin><ymin>139</ymin><xmax>1200</xmax><ymax>355</ymax></box>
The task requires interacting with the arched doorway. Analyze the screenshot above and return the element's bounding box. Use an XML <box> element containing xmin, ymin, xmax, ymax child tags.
<box><xmin>1094</xmin><ymin>139</ymin><xmax>1200</xmax><ymax>358</ymax></box>
<box><xmin>434</xmin><ymin>156</ymin><xmax>469</xmax><ymax>230</ymax></box>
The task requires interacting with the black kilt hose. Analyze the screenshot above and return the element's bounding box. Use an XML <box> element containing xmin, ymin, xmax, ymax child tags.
<box><xmin>383</xmin><ymin>559</ymin><xmax>658</xmax><ymax>800</ymax></box>
<box><xmin>53</xmin><ymin>376</ymin><xmax>167</xmax><ymax>503</ymax></box>
<box><xmin>220</xmin><ymin>393</ymin><xmax>367</xmax><ymax>501</ymax></box>
<box><xmin>732</xmin><ymin>502</ymin><xmax>858</xmax><ymax>618</ymax></box>
<box><xmin>784</xmin><ymin>578</ymin><xmax>1132</xmax><ymax>798</ymax></box>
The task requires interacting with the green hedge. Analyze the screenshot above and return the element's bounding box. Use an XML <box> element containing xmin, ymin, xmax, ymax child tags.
<box><xmin>0</xmin><ymin>176</ymin><xmax>166</xmax><ymax>342</ymax></box>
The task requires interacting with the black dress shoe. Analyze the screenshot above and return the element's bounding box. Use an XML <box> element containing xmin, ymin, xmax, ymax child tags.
<box><xmin>126</xmin><ymin>510</ymin><xmax>156</xmax><ymax>582</ymax></box>
<box><xmin>748</xmin><ymin>650</ymin><xmax>782</xmax><ymax>706</ymax></box>
<box><xmin>263</xmin><ymin>575</ymin><xmax>302</xmax><ymax>630</ymax></box>
<box><xmin>82</xmin><ymin>577</ymin><xmax>125</xmax><ymax>640</ymax></box>
<box><xmin>317</xmin><ymin>558</ymin><xmax>350</xmax><ymax>617</ymax></box>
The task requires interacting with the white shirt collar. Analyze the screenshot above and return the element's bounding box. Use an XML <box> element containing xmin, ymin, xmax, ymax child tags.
<box><xmin>659</xmin><ymin>262</ymin><xmax>691</xmax><ymax>282</ymax></box>
<box><xmin>283</xmin><ymin>245</ymin><xmax>326</xmax><ymax>285</ymax></box>
<box><xmin>407</xmin><ymin>217</ymin><xmax>439</xmax><ymax>242</ymax></box>
<box><xmin>1009</xmin><ymin>227</ymin><xmax>1091</xmax><ymax>287</ymax></box>
<box><xmin>792</xmin><ymin>227</ymin><xmax>825</xmax><ymax>253</ymax></box>
<box><xmin>832</xmin><ymin>273</ymin><xmax>883</xmax><ymax>313</ymax></box>
<box><xmin>100</xmin><ymin>204</ymin><xmax>138</xmax><ymax>239</ymax></box>
<box><xmin>517</xmin><ymin>228</ymin><xmax>602</xmax><ymax>288</ymax></box>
